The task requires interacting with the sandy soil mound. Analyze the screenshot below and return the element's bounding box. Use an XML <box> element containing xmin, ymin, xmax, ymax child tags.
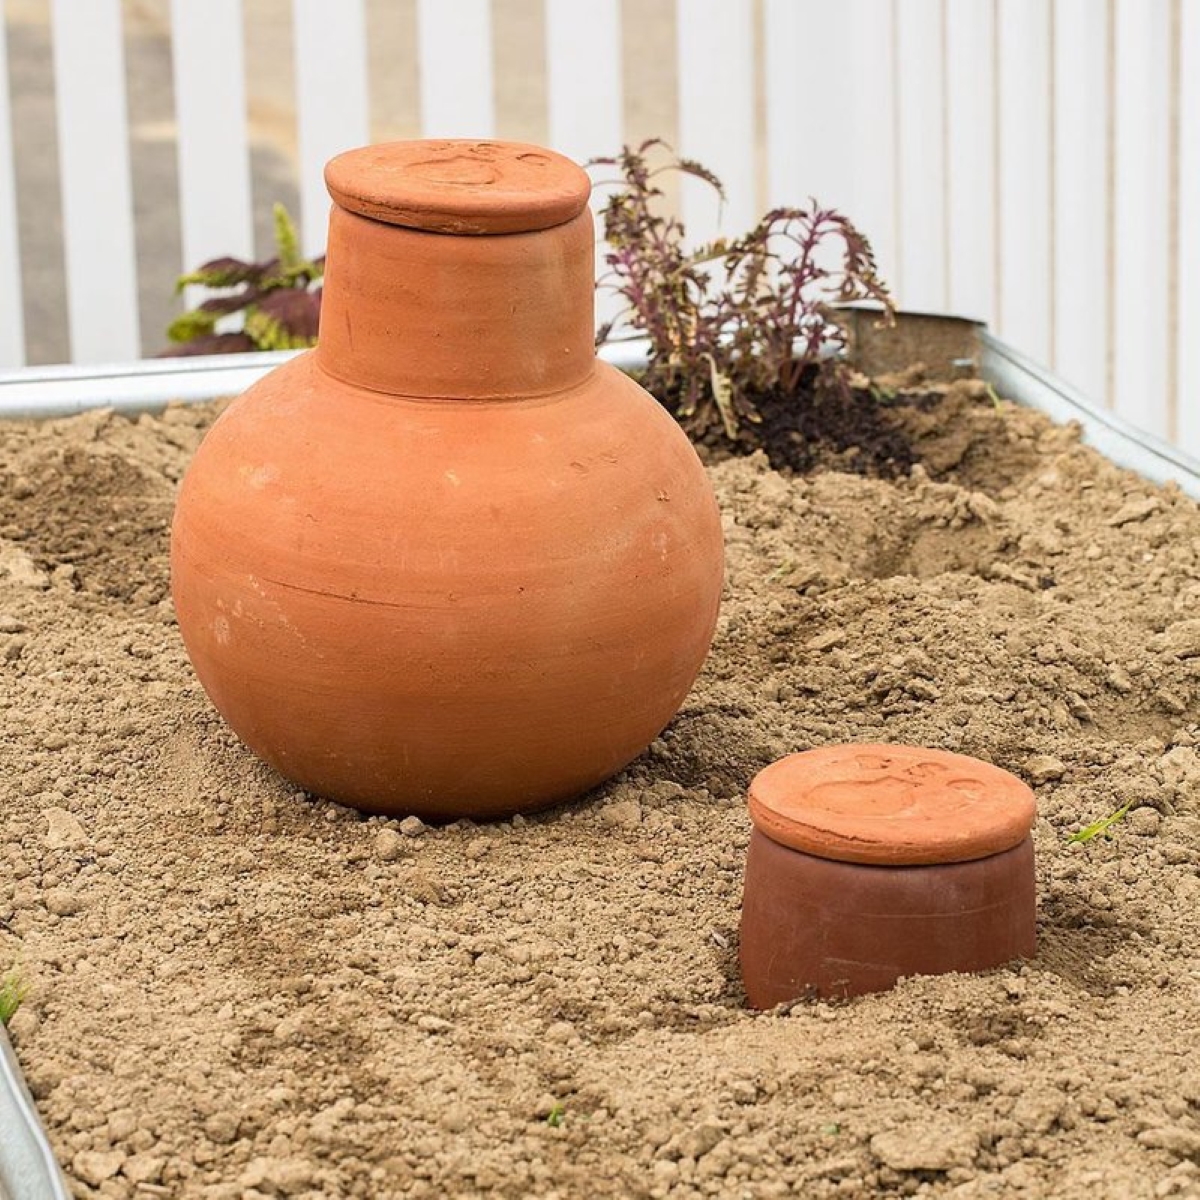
<box><xmin>1</xmin><ymin>388</ymin><xmax>1198</xmax><ymax>1199</ymax></box>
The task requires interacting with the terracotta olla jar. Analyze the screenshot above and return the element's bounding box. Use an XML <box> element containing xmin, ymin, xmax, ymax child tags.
<box><xmin>171</xmin><ymin>140</ymin><xmax>724</xmax><ymax>820</ymax></box>
<box><xmin>740</xmin><ymin>745</ymin><xmax>1037</xmax><ymax>1006</ymax></box>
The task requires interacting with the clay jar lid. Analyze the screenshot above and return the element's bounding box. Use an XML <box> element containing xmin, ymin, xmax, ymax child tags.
<box><xmin>324</xmin><ymin>139</ymin><xmax>592</xmax><ymax>235</ymax></box>
<box><xmin>748</xmin><ymin>744</ymin><xmax>1036</xmax><ymax>866</ymax></box>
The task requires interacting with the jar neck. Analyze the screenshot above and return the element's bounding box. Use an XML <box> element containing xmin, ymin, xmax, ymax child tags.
<box><xmin>316</xmin><ymin>206</ymin><xmax>597</xmax><ymax>399</ymax></box>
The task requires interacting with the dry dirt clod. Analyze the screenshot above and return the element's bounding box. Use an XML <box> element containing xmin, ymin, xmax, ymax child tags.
<box><xmin>373</xmin><ymin>827</ymin><xmax>406</xmax><ymax>861</ymax></box>
<box><xmin>398</xmin><ymin>815</ymin><xmax>425</xmax><ymax>838</ymax></box>
<box><xmin>1106</xmin><ymin>495</ymin><xmax>1161</xmax><ymax>526</ymax></box>
<box><xmin>806</xmin><ymin>629</ymin><xmax>847</xmax><ymax>652</ymax></box>
<box><xmin>122</xmin><ymin>1153</ymin><xmax>166</xmax><ymax>1185</ymax></box>
<box><xmin>1159</xmin><ymin>619</ymin><xmax>1200</xmax><ymax>660</ymax></box>
<box><xmin>43</xmin><ymin>806</ymin><xmax>88</xmax><ymax>850</ymax></box>
<box><xmin>43</xmin><ymin>887</ymin><xmax>81</xmax><ymax>916</ymax></box>
<box><xmin>1026</xmin><ymin>755</ymin><xmax>1066</xmax><ymax>785</ymax></box>
<box><xmin>600</xmin><ymin>799</ymin><xmax>642</xmax><ymax>828</ymax></box>
<box><xmin>869</xmin><ymin>1123</ymin><xmax>979</xmax><ymax>1172</ymax></box>
<box><xmin>72</xmin><ymin>1150</ymin><xmax>126</xmax><ymax>1187</ymax></box>
<box><xmin>0</xmin><ymin>540</ymin><xmax>49</xmax><ymax>590</ymax></box>
<box><xmin>1136</xmin><ymin>1127</ymin><xmax>1200</xmax><ymax>1162</ymax></box>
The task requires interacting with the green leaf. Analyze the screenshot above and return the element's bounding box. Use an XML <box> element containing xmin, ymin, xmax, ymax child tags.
<box><xmin>198</xmin><ymin>289</ymin><xmax>260</xmax><ymax>317</ymax></box>
<box><xmin>174</xmin><ymin>256</ymin><xmax>261</xmax><ymax>294</ymax></box>
<box><xmin>166</xmin><ymin>308</ymin><xmax>220</xmax><ymax>344</ymax></box>
<box><xmin>244</xmin><ymin>289</ymin><xmax>321</xmax><ymax>351</ymax></box>
<box><xmin>705</xmin><ymin>353</ymin><xmax>739</xmax><ymax>439</ymax></box>
<box><xmin>1068</xmin><ymin>801</ymin><xmax>1135</xmax><ymax>844</ymax></box>
<box><xmin>273</xmin><ymin>202</ymin><xmax>302</xmax><ymax>273</ymax></box>
<box><xmin>0</xmin><ymin>967</ymin><xmax>27</xmax><ymax>1026</ymax></box>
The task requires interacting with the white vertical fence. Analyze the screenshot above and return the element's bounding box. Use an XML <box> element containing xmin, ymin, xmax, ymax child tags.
<box><xmin>996</xmin><ymin>0</ymin><xmax>1053</xmax><ymax>371</ymax></box>
<box><xmin>895</xmin><ymin>0</ymin><xmax>946</xmax><ymax>313</ymax></box>
<box><xmin>1052</xmin><ymin>0</ymin><xmax>1108</xmax><ymax>410</ymax></box>
<box><xmin>1113</xmin><ymin>0</ymin><xmax>1172</xmax><ymax>438</ymax></box>
<box><xmin>169</xmin><ymin>0</ymin><xmax>255</xmax><ymax>297</ymax></box>
<box><xmin>544</xmin><ymin>0</ymin><xmax>623</xmax><ymax>329</ymax></box>
<box><xmin>417</xmin><ymin>0</ymin><xmax>495</xmax><ymax>140</ymax></box>
<box><xmin>1</xmin><ymin>0</ymin><xmax>1198</xmax><ymax>458</ymax></box>
<box><xmin>0</xmin><ymin>11</ymin><xmax>23</xmax><ymax>368</ymax></box>
<box><xmin>675</xmin><ymin>0</ymin><xmax>756</xmax><ymax>243</ymax></box>
<box><xmin>293</xmin><ymin>0</ymin><xmax>370</xmax><ymax>257</ymax></box>
<box><xmin>1181</xmin><ymin>0</ymin><xmax>1200</xmax><ymax>454</ymax></box>
<box><xmin>945</xmin><ymin>0</ymin><xmax>995</xmax><ymax>328</ymax></box>
<box><xmin>847</xmin><ymin>0</ymin><xmax>898</xmax><ymax>296</ymax></box>
<box><xmin>48</xmin><ymin>0</ymin><xmax>140</xmax><ymax>362</ymax></box>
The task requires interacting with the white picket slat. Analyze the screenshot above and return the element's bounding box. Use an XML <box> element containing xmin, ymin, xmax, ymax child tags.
<box><xmin>545</xmin><ymin>0</ymin><xmax>621</xmax><ymax>163</ymax></box>
<box><xmin>764</xmin><ymin>2</ymin><xmax>895</xmax><ymax>302</ymax></box>
<box><xmin>1113</xmin><ymin>0</ymin><xmax>1171</xmax><ymax>437</ymax></box>
<box><xmin>1051</xmin><ymin>0</ymin><xmax>1107</xmax><ymax>405</ymax></box>
<box><xmin>293</xmin><ymin>0</ymin><xmax>370</xmax><ymax>256</ymax></box>
<box><xmin>675</xmin><ymin>0</ymin><xmax>756</xmax><ymax>244</ymax></box>
<box><xmin>763</xmin><ymin>0</ymin><xmax>804</xmax><ymax>211</ymax></box>
<box><xmin>847</xmin><ymin>0</ymin><xmax>898</xmax><ymax>301</ymax></box>
<box><xmin>1179</xmin><ymin>0</ymin><xmax>1200</xmax><ymax>457</ymax></box>
<box><xmin>170</xmin><ymin>0</ymin><xmax>254</xmax><ymax>293</ymax></box>
<box><xmin>0</xmin><ymin>15</ymin><xmax>25</xmax><ymax>367</ymax></box>
<box><xmin>416</xmin><ymin>0</ymin><xmax>495</xmax><ymax>139</ymax></box>
<box><xmin>765</xmin><ymin>1</ymin><xmax>855</xmax><ymax>212</ymax></box>
<box><xmin>894</xmin><ymin>0</ymin><xmax>946</xmax><ymax>314</ymax></box>
<box><xmin>50</xmin><ymin>0</ymin><xmax>140</xmax><ymax>362</ymax></box>
<box><xmin>945</xmin><ymin>0</ymin><xmax>995</xmax><ymax>325</ymax></box>
<box><xmin>995</xmin><ymin>0</ymin><xmax>1052</xmax><ymax>366</ymax></box>
<box><xmin>544</xmin><ymin>0</ymin><xmax>622</xmax><ymax>330</ymax></box>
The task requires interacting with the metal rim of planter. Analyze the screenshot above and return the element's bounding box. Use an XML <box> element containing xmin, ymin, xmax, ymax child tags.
<box><xmin>0</xmin><ymin>327</ymin><xmax>1197</xmax><ymax>499</ymax></box>
<box><xmin>0</xmin><ymin>1025</ymin><xmax>71</xmax><ymax>1200</ymax></box>
<box><xmin>977</xmin><ymin>330</ymin><xmax>1200</xmax><ymax>500</ymax></box>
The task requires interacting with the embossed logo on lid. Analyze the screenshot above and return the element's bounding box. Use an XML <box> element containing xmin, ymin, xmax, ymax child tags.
<box><xmin>325</xmin><ymin>139</ymin><xmax>591</xmax><ymax>235</ymax></box>
<box><xmin>748</xmin><ymin>744</ymin><xmax>1037</xmax><ymax>865</ymax></box>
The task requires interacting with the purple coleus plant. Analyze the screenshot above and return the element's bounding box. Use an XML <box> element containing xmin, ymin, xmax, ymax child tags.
<box><xmin>162</xmin><ymin>203</ymin><xmax>323</xmax><ymax>356</ymax></box>
<box><xmin>589</xmin><ymin>139</ymin><xmax>895</xmax><ymax>439</ymax></box>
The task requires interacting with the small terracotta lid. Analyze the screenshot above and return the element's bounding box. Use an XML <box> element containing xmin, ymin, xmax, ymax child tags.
<box><xmin>748</xmin><ymin>744</ymin><xmax>1036</xmax><ymax>866</ymax></box>
<box><xmin>324</xmin><ymin>139</ymin><xmax>592</xmax><ymax>235</ymax></box>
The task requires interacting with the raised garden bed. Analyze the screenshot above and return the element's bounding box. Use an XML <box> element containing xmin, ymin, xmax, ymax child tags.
<box><xmin>1</xmin><ymin>324</ymin><xmax>1199</xmax><ymax>1199</ymax></box>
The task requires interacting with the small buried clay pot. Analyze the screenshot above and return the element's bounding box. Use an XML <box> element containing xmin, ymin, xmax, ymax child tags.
<box><xmin>171</xmin><ymin>140</ymin><xmax>724</xmax><ymax>820</ymax></box>
<box><xmin>740</xmin><ymin>744</ymin><xmax>1037</xmax><ymax>1006</ymax></box>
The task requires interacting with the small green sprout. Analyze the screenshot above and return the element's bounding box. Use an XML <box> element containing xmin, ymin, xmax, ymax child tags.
<box><xmin>546</xmin><ymin>1103</ymin><xmax>565</xmax><ymax>1128</ymax></box>
<box><xmin>821</xmin><ymin>1122</ymin><xmax>841</xmax><ymax>1136</ymax></box>
<box><xmin>1068</xmin><ymin>801</ymin><xmax>1135</xmax><ymax>845</ymax></box>
<box><xmin>0</xmin><ymin>967</ymin><xmax>27</xmax><ymax>1026</ymax></box>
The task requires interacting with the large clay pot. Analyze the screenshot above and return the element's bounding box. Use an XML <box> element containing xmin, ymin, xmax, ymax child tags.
<box><xmin>171</xmin><ymin>140</ymin><xmax>724</xmax><ymax>820</ymax></box>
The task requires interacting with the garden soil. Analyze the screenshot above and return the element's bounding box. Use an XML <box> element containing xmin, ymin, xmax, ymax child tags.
<box><xmin>1</xmin><ymin>383</ymin><xmax>1199</xmax><ymax>1199</ymax></box>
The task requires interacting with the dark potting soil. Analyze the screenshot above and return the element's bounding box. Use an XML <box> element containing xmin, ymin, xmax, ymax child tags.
<box><xmin>676</xmin><ymin>365</ymin><xmax>925</xmax><ymax>479</ymax></box>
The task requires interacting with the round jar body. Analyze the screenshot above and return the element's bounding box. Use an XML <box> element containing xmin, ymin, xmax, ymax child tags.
<box><xmin>171</xmin><ymin>350</ymin><xmax>722</xmax><ymax>819</ymax></box>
